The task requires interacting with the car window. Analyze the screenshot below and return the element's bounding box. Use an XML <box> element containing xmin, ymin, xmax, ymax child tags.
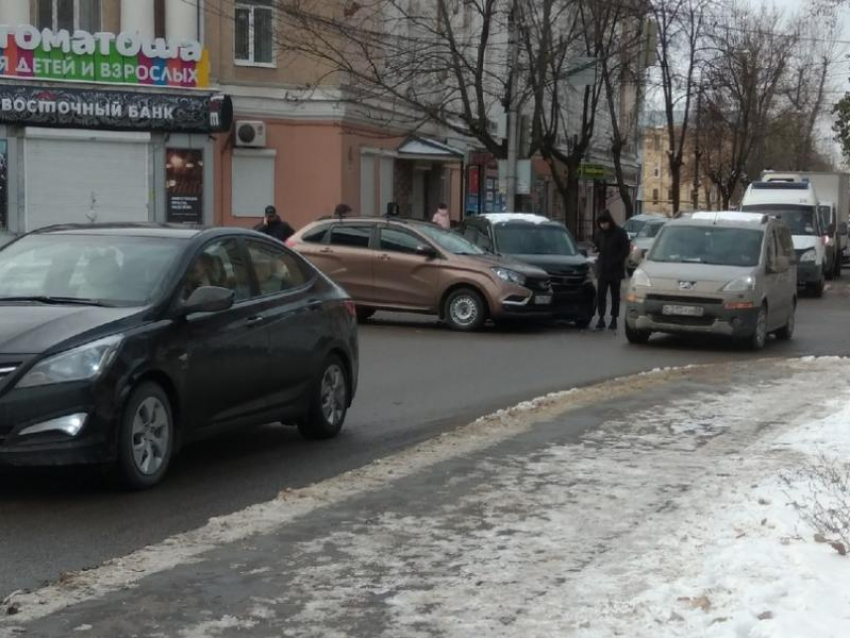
<box><xmin>380</xmin><ymin>228</ymin><xmax>421</xmax><ymax>254</ymax></box>
<box><xmin>0</xmin><ymin>234</ymin><xmax>186</xmax><ymax>306</ymax></box>
<box><xmin>302</xmin><ymin>223</ymin><xmax>332</xmax><ymax>244</ymax></box>
<box><xmin>414</xmin><ymin>224</ymin><xmax>485</xmax><ymax>255</ymax></box>
<box><xmin>330</xmin><ymin>225</ymin><xmax>372</xmax><ymax>249</ymax></box>
<box><xmin>742</xmin><ymin>205</ymin><xmax>818</xmax><ymax>236</ymax></box>
<box><xmin>766</xmin><ymin>230</ymin><xmax>778</xmax><ymax>269</ymax></box>
<box><xmin>247</xmin><ymin>241</ymin><xmax>309</xmax><ymax>296</ymax></box>
<box><xmin>183</xmin><ymin>239</ymin><xmax>251</xmax><ymax>302</ymax></box>
<box><xmin>637</xmin><ymin>222</ymin><xmax>666</xmax><ymax>239</ymax></box>
<box><xmin>650</xmin><ymin>226</ymin><xmax>764</xmax><ymax>267</ymax></box>
<box><xmin>494</xmin><ymin>224</ymin><xmax>577</xmax><ymax>256</ymax></box>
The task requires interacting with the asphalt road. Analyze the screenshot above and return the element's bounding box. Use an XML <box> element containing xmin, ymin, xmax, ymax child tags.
<box><xmin>1</xmin><ymin>281</ymin><xmax>849</xmax><ymax>598</ymax></box>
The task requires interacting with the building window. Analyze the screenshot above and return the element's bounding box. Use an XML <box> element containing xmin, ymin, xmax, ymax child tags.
<box><xmin>235</xmin><ymin>1</ymin><xmax>275</xmax><ymax>66</ymax></box>
<box><xmin>667</xmin><ymin>188</ymin><xmax>673</xmax><ymax>203</ymax></box>
<box><xmin>652</xmin><ymin>188</ymin><xmax>659</xmax><ymax>205</ymax></box>
<box><xmin>36</xmin><ymin>0</ymin><xmax>101</xmax><ymax>32</ymax></box>
<box><xmin>154</xmin><ymin>0</ymin><xmax>166</xmax><ymax>39</ymax></box>
<box><xmin>653</xmin><ymin>167</ymin><xmax>660</xmax><ymax>178</ymax></box>
<box><xmin>232</xmin><ymin>149</ymin><xmax>276</xmax><ymax>217</ymax></box>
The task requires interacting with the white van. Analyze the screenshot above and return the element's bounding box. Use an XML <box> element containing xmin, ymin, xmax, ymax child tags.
<box><xmin>740</xmin><ymin>180</ymin><xmax>826</xmax><ymax>297</ymax></box>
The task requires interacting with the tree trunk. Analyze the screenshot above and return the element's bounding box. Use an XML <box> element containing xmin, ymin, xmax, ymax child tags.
<box><xmin>669</xmin><ymin>160</ymin><xmax>682</xmax><ymax>216</ymax></box>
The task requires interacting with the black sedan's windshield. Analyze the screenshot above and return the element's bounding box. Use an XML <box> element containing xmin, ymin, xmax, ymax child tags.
<box><xmin>742</xmin><ymin>204</ymin><xmax>817</xmax><ymax>236</ymax></box>
<box><xmin>415</xmin><ymin>224</ymin><xmax>486</xmax><ymax>255</ymax></box>
<box><xmin>494</xmin><ymin>224</ymin><xmax>578</xmax><ymax>256</ymax></box>
<box><xmin>650</xmin><ymin>226</ymin><xmax>764</xmax><ymax>267</ymax></box>
<box><xmin>0</xmin><ymin>234</ymin><xmax>187</xmax><ymax>306</ymax></box>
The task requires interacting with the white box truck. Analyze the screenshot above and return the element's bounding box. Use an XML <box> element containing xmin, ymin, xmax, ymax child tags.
<box><xmin>760</xmin><ymin>171</ymin><xmax>849</xmax><ymax>278</ymax></box>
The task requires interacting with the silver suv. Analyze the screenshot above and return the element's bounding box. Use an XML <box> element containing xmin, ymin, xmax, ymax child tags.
<box><xmin>625</xmin><ymin>212</ymin><xmax>797</xmax><ymax>349</ymax></box>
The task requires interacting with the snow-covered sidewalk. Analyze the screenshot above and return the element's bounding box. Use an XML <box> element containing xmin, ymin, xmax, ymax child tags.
<box><xmin>2</xmin><ymin>358</ymin><xmax>850</xmax><ymax>638</ymax></box>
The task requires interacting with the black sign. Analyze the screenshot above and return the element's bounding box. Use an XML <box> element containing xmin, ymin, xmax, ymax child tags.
<box><xmin>166</xmin><ymin>148</ymin><xmax>204</xmax><ymax>224</ymax></box>
<box><xmin>0</xmin><ymin>84</ymin><xmax>232</xmax><ymax>133</ymax></box>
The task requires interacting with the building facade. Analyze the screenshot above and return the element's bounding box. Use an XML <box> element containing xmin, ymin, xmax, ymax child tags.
<box><xmin>640</xmin><ymin>125</ymin><xmax>713</xmax><ymax>215</ymax></box>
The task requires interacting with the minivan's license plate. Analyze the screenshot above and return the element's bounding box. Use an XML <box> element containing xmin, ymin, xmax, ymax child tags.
<box><xmin>535</xmin><ymin>295</ymin><xmax>553</xmax><ymax>305</ymax></box>
<box><xmin>662</xmin><ymin>304</ymin><xmax>704</xmax><ymax>317</ymax></box>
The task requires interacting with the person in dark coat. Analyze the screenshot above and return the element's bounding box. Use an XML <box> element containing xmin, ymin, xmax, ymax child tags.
<box><xmin>593</xmin><ymin>209</ymin><xmax>631</xmax><ymax>331</ymax></box>
<box><xmin>254</xmin><ymin>205</ymin><xmax>295</xmax><ymax>242</ymax></box>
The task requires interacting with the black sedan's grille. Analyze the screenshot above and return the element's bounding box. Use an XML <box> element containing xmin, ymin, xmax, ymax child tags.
<box><xmin>526</xmin><ymin>277</ymin><xmax>552</xmax><ymax>292</ymax></box>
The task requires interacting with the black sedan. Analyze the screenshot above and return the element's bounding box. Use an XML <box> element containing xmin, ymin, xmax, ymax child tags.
<box><xmin>0</xmin><ymin>224</ymin><xmax>358</xmax><ymax>488</ymax></box>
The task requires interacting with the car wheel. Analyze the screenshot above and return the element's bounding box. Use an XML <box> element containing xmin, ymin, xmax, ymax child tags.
<box><xmin>113</xmin><ymin>382</ymin><xmax>174</xmax><ymax>490</ymax></box>
<box><xmin>776</xmin><ymin>303</ymin><xmax>795</xmax><ymax>341</ymax></box>
<box><xmin>298</xmin><ymin>355</ymin><xmax>349</xmax><ymax>440</ymax></box>
<box><xmin>444</xmin><ymin>288</ymin><xmax>487</xmax><ymax>331</ymax></box>
<box><xmin>356</xmin><ymin>308</ymin><xmax>375</xmax><ymax>323</ymax></box>
<box><xmin>748</xmin><ymin>304</ymin><xmax>768</xmax><ymax>351</ymax></box>
<box><xmin>625</xmin><ymin>323</ymin><xmax>651</xmax><ymax>345</ymax></box>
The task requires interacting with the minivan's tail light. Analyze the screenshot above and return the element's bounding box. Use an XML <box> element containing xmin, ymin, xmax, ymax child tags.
<box><xmin>343</xmin><ymin>300</ymin><xmax>357</xmax><ymax>319</ymax></box>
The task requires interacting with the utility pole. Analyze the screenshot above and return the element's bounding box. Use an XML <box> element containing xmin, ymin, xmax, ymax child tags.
<box><xmin>505</xmin><ymin>1</ymin><xmax>520</xmax><ymax>211</ymax></box>
<box><xmin>692</xmin><ymin>84</ymin><xmax>702</xmax><ymax>211</ymax></box>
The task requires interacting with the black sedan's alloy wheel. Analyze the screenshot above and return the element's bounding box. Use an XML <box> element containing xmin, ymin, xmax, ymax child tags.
<box><xmin>113</xmin><ymin>382</ymin><xmax>175</xmax><ymax>490</ymax></box>
<box><xmin>298</xmin><ymin>355</ymin><xmax>349</xmax><ymax>440</ymax></box>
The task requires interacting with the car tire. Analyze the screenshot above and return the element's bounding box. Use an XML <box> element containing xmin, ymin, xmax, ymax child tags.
<box><xmin>298</xmin><ymin>355</ymin><xmax>349</xmax><ymax>440</ymax></box>
<box><xmin>748</xmin><ymin>304</ymin><xmax>768</xmax><ymax>351</ymax></box>
<box><xmin>776</xmin><ymin>303</ymin><xmax>795</xmax><ymax>341</ymax></box>
<box><xmin>443</xmin><ymin>288</ymin><xmax>487</xmax><ymax>332</ymax></box>
<box><xmin>625</xmin><ymin>323</ymin><xmax>651</xmax><ymax>344</ymax></box>
<box><xmin>112</xmin><ymin>382</ymin><xmax>174</xmax><ymax>490</ymax></box>
<box><xmin>356</xmin><ymin>308</ymin><xmax>375</xmax><ymax>323</ymax></box>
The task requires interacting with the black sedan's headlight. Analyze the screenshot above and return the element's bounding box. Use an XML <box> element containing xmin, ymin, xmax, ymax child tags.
<box><xmin>16</xmin><ymin>335</ymin><xmax>123</xmax><ymax>389</ymax></box>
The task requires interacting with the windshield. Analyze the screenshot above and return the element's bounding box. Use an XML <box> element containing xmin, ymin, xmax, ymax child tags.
<box><xmin>0</xmin><ymin>234</ymin><xmax>187</xmax><ymax>306</ymax></box>
<box><xmin>649</xmin><ymin>226</ymin><xmax>764</xmax><ymax>267</ymax></box>
<box><xmin>623</xmin><ymin>218</ymin><xmax>646</xmax><ymax>235</ymax></box>
<box><xmin>818</xmin><ymin>206</ymin><xmax>833</xmax><ymax>231</ymax></box>
<box><xmin>494</xmin><ymin>224</ymin><xmax>578</xmax><ymax>256</ymax></box>
<box><xmin>636</xmin><ymin>221</ymin><xmax>666</xmax><ymax>239</ymax></box>
<box><xmin>415</xmin><ymin>224</ymin><xmax>486</xmax><ymax>255</ymax></box>
<box><xmin>742</xmin><ymin>204</ymin><xmax>817</xmax><ymax>236</ymax></box>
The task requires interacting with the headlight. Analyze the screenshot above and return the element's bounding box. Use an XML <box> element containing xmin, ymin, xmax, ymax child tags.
<box><xmin>17</xmin><ymin>335</ymin><xmax>123</xmax><ymax>389</ymax></box>
<box><xmin>492</xmin><ymin>267</ymin><xmax>527</xmax><ymax>286</ymax></box>
<box><xmin>632</xmin><ymin>269</ymin><xmax>652</xmax><ymax>288</ymax></box>
<box><xmin>800</xmin><ymin>249</ymin><xmax>817</xmax><ymax>263</ymax></box>
<box><xmin>722</xmin><ymin>276</ymin><xmax>755</xmax><ymax>292</ymax></box>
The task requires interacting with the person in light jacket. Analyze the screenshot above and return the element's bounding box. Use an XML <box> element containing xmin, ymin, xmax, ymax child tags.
<box><xmin>432</xmin><ymin>203</ymin><xmax>451</xmax><ymax>229</ymax></box>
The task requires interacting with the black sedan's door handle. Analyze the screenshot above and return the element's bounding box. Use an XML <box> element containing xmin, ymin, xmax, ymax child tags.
<box><xmin>246</xmin><ymin>316</ymin><xmax>265</xmax><ymax>326</ymax></box>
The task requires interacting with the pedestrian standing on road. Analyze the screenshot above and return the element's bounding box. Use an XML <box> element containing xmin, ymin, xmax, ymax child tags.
<box><xmin>593</xmin><ymin>209</ymin><xmax>631</xmax><ymax>331</ymax></box>
<box><xmin>255</xmin><ymin>205</ymin><xmax>295</xmax><ymax>242</ymax></box>
<box><xmin>432</xmin><ymin>203</ymin><xmax>451</xmax><ymax>229</ymax></box>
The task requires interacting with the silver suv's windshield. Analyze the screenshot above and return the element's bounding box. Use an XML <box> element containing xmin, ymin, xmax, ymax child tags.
<box><xmin>650</xmin><ymin>226</ymin><xmax>764</xmax><ymax>267</ymax></box>
<box><xmin>415</xmin><ymin>224</ymin><xmax>486</xmax><ymax>255</ymax></box>
<box><xmin>0</xmin><ymin>234</ymin><xmax>186</xmax><ymax>307</ymax></box>
<box><xmin>494</xmin><ymin>224</ymin><xmax>578</xmax><ymax>256</ymax></box>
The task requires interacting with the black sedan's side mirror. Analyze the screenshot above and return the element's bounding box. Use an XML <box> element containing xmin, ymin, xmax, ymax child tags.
<box><xmin>180</xmin><ymin>286</ymin><xmax>235</xmax><ymax>316</ymax></box>
<box><xmin>415</xmin><ymin>245</ymin><xmax>438</xmax><ymax>259</ymax></box>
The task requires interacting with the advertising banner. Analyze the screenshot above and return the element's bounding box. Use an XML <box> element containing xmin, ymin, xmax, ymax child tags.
<box><xmin>0</xmin><ymin>25</ymin><xmax>210</xmax><ymax>88</ymax></box>
<box><xmin>166</xmin><ymin>149</ymin><xmax>204</xmax><ymax>224</ymax></box>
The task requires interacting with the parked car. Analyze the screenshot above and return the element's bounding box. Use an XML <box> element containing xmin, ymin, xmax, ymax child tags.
<box><xmin>623</xmin><ymin>214</ymin><xmax>665</xmax><ymax>240</ymax></box>
<box><xmin>626</xmin><ymin>217</ymin><xmax>668</xmax><ymax>274</ymax></box>
<box><xmin>460</xmin><ymin>213</ymin><xmax>596</xmax><ymax>327</ymax></box>
<box><xmin>289</xmin><ymin>217</ymin><xmax>553</xmax><ymax>331</ymax></box>
<box><xmin>625</xmin><ymin>212</ymin><xmax>796</xmax><ymax>350</ymax></box>
<box><xmin>0</xmin><ymin>224</ymin><xmax>358</xmax><ymax>489</ymax></box>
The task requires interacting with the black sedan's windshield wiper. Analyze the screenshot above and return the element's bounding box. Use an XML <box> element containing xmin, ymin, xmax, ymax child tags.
<box><xmin>0</xmin><ymin>296</ymin><xmax>112</xmax><ymax>307</ymax></box>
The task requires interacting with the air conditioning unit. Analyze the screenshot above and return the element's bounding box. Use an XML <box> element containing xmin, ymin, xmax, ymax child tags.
<box><xmin>235</xmin><ymin>121</ymin><xmax>267</xmax><ymax>148</ymax></box>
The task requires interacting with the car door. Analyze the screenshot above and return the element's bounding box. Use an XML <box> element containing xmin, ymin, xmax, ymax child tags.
<box><xmin>307</xmin><ymin>224</ymin><xmax>376</xmax><ymax>303</ymax></box>
<box><xmin>245</xmin><ymin>238</ymin><xmax>323</xmax><ymax>413</ymax></box>
<box><xmin>177</xmin><ymin>238</ymin><xmax>271</xmax><ymax>429</ymax></box>
<box><xmin>372</xmin><ymin>227</ymin><xmax>442</xmax><ymax>310</ymax></box>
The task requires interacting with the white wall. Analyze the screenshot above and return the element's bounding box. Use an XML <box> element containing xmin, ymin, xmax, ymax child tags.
<box><xmin>121</xmin><ymin>0</ymin><xmax>155</xmax><ymax>37</ymax></box>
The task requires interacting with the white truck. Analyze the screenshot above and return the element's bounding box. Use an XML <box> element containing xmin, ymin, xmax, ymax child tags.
<box><xmin>760</xmin><ymin>171</ymin><xmax>849</xmax><ymax>279</ymax></box>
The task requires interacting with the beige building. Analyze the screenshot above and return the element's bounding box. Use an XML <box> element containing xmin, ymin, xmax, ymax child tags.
<box><xmin>641</xmin><ymin>125</ymin><xmax>713</xmax><ymax>215</ymax></box>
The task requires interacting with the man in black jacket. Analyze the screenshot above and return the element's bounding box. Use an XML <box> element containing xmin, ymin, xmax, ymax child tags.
<box><xmin>254</xmin><ymin>205</ymin><xmax>295</xmax><ymax>242</ymax></box>
<box><xmin>593</xmin><ymin>210</ymin><xmax>631</xmax><ymax>331</ymax></box>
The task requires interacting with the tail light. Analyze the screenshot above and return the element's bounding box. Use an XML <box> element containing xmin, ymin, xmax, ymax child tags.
<box><xmin>285</xmin><ymin>238</ymin><xmax>296</xmax><ymax>248</ymax></box>
<box><xmin>343</xmin><ymin>300</ymin><xmax>357</xmax><ymax>319</ymax></box>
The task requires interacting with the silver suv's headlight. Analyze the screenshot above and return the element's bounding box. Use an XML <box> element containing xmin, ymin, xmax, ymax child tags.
<box><xmin>722</xmin><ymin>276</ymin><xmax>755</xmax><ymax>292</ymax></box>
<box><xmin>492</xmin><ymin>267</ymin><xmax>527</xmax><ymax>286</ymax></box>
<box><xmin>800</xmin><ymin>249</ymin><xmax>817</xmax><ymax>263</ymax></box>
<box><xmin>17</xmin><ymin>335</ymin><xmax>123</xmax><ymax>389</ymax></box>
<box><xmin>632</xmin><ymin>269</ymin><xmax>652</xmax><ymax>288</ymax></box>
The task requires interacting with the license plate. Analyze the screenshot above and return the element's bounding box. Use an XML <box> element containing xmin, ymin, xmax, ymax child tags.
<box><xmin>662</xmin><ymin>304</ymin><xmax>704</xmax><ymax>317</ymax></box>
<box><xmin>535</xmin><ymin>295</ymin><xmax>552</xmax><ymax>305</ymax></box>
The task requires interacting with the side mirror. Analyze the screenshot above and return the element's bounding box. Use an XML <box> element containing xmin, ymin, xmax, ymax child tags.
<box><xmin>840</xmin><ymin>222</ymin><xmax>848</xmax><ymax>236</ymax></box>
<box><xmin>415</xmin><ymin>245</ymin><xmax>438</xmax><ymax>259</ymax></box>
<box><xmin>180</xmin><ymin>286</ymin><xmax>235</xmax><ymax>316</ymax></box>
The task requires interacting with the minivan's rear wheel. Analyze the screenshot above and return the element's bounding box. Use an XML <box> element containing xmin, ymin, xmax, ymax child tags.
<box><xmin>444</xmin><ymin>288</ymin><xmax>486</xmax><ymax>331</ymax></box>
<box><xmin>113</xmin><ymin>382</ymin><xmax>174</xmax><ymax>490</ymax></box>
<box><xmin>748</xmin><ymin>304</ymin><xmax>768</xmax><ymax>351</ymax></box>
<box><xmin>298</xmin><ymin>355</ymin><xmax>349</xmax><ymax>440</ymax></box>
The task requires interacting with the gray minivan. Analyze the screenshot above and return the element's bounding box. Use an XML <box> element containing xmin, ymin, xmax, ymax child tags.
<box><xmin>625</xmin><ymin>212</ymin><xmax>796</xmax><ymax>349</ymax></box>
